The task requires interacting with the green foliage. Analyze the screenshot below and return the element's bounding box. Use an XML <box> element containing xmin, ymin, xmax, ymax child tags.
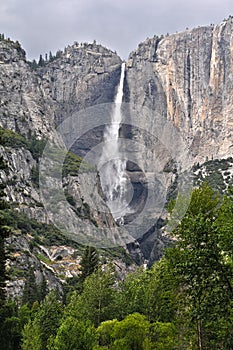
<box><xmin>97</xmin><ymin>319</ymin><xmax>118</xmax><ymax>347</ymax></box>
<box><xmin>112</xmin><ymin>313</ymin><xmax>150</xmax><ymax>350</ymax></box>
<box><xmin>96</xmin><ymin>314</ymin><xmax>180</xmax><ymax>350</ymax></box>
<box><xmin>30</xmin><ymin>165</ymin><xmax>39</xmax><ymax>187</ymax></box>
<box><xmin>22</xmin><ymin>268</ymin><xmax>47</xmax><ymax>307</ymax></box>
<box><xmin>115</xmin><ymin>267</ymin><xmax>150</xmax><ymax>319</ymax></box>
<box><xmin>0</xmin><ymin>127</ymin><xmax>29</xmax><ymax>150</ymax></box>
<box><xmin>166</xmin><ymin>183</ymin><xmax>233</xmax><ymax>348</ymax></box>
<box><xmin>22</xmin><ymin>268</ymin><xmax>40</xmax><ymax>307</ymax></box>
<box><xmin>22</xmin><ymin>291</ymin><xmax>63</xmax><ymax>350</ymax></box>
<box><xmin>27</xmin><ymin>50</ymin><xmax>59</xmax><ymax>70</ymax></box>
<box><xmin>28</xmin><ymin>135</ymin><xmax>47</xmax><ymax>161</ymax></box>
<box><xmin>148</xmin><ymin>321</ymin><xmax>179</xmax><ymax>350</ymax></box>
<box><xmin>193</xmin><ymin>157</ymin><xmax>233</xmax><ymax>192</ymax></box>
<box><xmin>80</xmin><ymin>246</ymin><xmax>99</xmax><ymax>281</ymax></box>
<box><xmin>1</xmin><ymin>207</ymin><xmax>81</xmax><ymax>248</ymax></box>
<box><xmin>145</xmin><ymin>259</ymin><xmax>179</xmax><ymax>323</ymax></box>
<box><xmin>0</xmin><ymin>34</ymin><xmax>21</xmax><ymax>48</ymax></box>
<box><xmin>115</xmin><ymin>260</ymin><xmax>178</xmax><ymax>323</ymax></box>
<box><xmin>1</xmin><ymin>182</ymin><xmax>233</xmax><ymax>349</ymax></box>
<box><xmin>38</xmin><ymin>54</ymin><xmax>45</xmax><ymax>67</ymax></box>
<box><xmin>64</xmin><ymin>246</ymin><xmax>100</xmax><ymax>298</ymax></box>
<box><xmin>48</xmin><ymin>318</ymin><xmax>97</xmax><ymax>350</ymax></box>
<box><xmin>65</xmin><ymin>266</ymin><xmax>116</xmax><ymax>327</ymax></box>
<box><xmin>0</xmin><ymin>127</ymin><xmax>46</xmax><ymax>161</ymax></box>
<box><xmin>22</xmin><ymin>319</ymin><xmax>42</xmax><ymax>350</ymax></box>
<box><xmin>62</xmin><ymin>150</ymin><xmax>92</xmax><ymax>176</ymax></box>
<box><xmin>0</xmin><ymin>300</ymin><xmax>31</xmax><ymax>350</ymax></box>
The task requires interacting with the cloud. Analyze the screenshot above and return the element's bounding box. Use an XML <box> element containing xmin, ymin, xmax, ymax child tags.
<box><xmin>0</xmin><ymin>0</ymin><xmax>232</xmax><ymax>60</ymax></box>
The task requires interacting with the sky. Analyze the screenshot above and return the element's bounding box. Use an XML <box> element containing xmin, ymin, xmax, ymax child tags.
<box><xmin>0</xmin><ymin>0</ymin><xmax>232</xmax><ymax>61</ymax></box>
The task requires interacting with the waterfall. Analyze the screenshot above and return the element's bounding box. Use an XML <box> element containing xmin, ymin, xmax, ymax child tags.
<box><xmin>99</xmin><ymin>62</ymin><xmax>130</xmax><ymax>223</ymax></box>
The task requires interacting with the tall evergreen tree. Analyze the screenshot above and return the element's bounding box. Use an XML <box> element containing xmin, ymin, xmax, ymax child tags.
<box><xmin>38</xmin><ymin>54</ymin><xmax>45</xmax><ymax>67</ymax></box>
<box><xmin>49</xmin><ymin>51</ymin><xmax>53</xmax><ymax>61</ymax></box>
<box><xmin>22</xmin><ymin>268</ymin><xmax>39</xmax><ymax>307</ymax></box>
<box><xmin>22</xmin><ymin>291</ymin><xmax>63</xmax><ymax>350</ymax></box>
<box><xmin>68</xmin><ymin>266</ymin><xmax>116</xmax><ymax>327</ymax></box>
<box><xmin>79</xmin><ymin>246</ymin><xmax>99</xmax><ymax>282</ymax></box>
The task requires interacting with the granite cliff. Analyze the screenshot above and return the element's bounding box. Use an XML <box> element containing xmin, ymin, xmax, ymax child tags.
<box><xmin>0</xmin><ymin>39</ymin><xmax>136</xmax><ymax>301</ymax></box>
<box><xmin>123</xmin><ymin>16</ymin><xmax>233</xmax><ymax>260</ymax></box>
<box><xmin>125</xmin><ymin>16</ymin><xmax>233</xmax><ymax>163</ymax></box>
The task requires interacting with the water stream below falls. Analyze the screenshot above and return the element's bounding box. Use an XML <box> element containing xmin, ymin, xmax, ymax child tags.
<box><xmin>99</xmin><ymin>62</ymin><xmax>132</xmax><ymax>223</ymax></box>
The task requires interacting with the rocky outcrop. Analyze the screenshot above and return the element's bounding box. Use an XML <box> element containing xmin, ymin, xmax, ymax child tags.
<box><xmin>38</xmin><ymin>43</ymin><xmax>122</xmax><ymax>157</ymax></box>
<box><xmin>0</xmin><ymin>41</ymin><xmax>55</xmax><ymax>138</ymax></box>
<box><xmin>125</xmin><ymin>16</ymin><xmax>233</xmax><ymax>164</ymax></box>
<box><xmin>39</xmin><ymin>43</ymin><xmax>121</xmax><ymax>122</ymax></box>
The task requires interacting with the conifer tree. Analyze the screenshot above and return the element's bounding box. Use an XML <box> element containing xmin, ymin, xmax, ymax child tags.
<box><xmin>22</xmin><ymin>267</ymin><xmax>41</xmax><ymax>306</ymax></box>
<box><xmin>79</xmin><ymin>246</ymin><xmax>99</xmax><ymax>282</ymax></box>
<box><xmin>49</xmin><ymin>51</ymin><xmax>53</xmax><ymax>61</ymax></box>
<box><xmin>38</xmin><ymin>54</ymin><xmax>44</xmax><ymax>67</ymax></box>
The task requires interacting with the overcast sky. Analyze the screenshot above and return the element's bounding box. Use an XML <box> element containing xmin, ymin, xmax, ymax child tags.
<box><xmin>0</xmin><ymin>0</ymin><xmax>232</xmax><ymax>60</ymax></box>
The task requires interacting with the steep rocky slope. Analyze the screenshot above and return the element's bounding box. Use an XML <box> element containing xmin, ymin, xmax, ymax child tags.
<box><xmin>125</xmin><ymin>16</ymin><xmax>233</xmax><ymax>164</ymax></box>
<box><xmin>0</xmin><ymin>39</ymin><xmax>133</xmax><ymax>300</ymax></box>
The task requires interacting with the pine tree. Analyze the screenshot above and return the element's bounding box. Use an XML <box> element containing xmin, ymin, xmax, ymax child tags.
<box><xmin>49</xmin><ymin>51</ymin><xmax>53</xmax><ymax>62</ymax></box>
<box><xmin>38</xmin><ymin>54</ymin><xmax>45</xmax><ymax>67</ymax></box>
<box><xmin>79</xmin><ymin>246</ymin><xmax>99</xmax><ymax>282</ymax></box>
<box><xmin>22</xmin><ymin>291</ymin><xmax>63</xmax><ymax>350</ymax></box>
<box><xmin>30</xmin><ymin>59</ymin><xmax>38</xmax><ymax>70</ymax></box>
<box><xmin>22</xmin><ymin>268</ymin><xmax>39</xmax><ymax>306</ymax></box>
<box><xmin>69</xmin><ymin>266</ymin><xmax>116</xmax><ymax>326</ymax></box>
<box><xmin>38</xmin><ymin>273</ymin><xmax>47</xmax><ymax>302</ymax></box>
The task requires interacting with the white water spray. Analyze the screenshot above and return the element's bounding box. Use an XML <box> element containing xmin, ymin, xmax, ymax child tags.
<box><xmin>99</xmin><ymin>62</ymin><xmax>131</xmax><ymax>222</ymax></box>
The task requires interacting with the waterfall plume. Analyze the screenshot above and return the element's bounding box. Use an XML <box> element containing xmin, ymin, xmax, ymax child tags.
<box><xmin>99</xmin><ymin>62</ymin><xmax>131</xmax><ymax>222</ymax></box>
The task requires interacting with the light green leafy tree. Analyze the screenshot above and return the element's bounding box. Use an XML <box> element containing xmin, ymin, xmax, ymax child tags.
<box><xmin>96</xmin><ymin>313</ymin><xmax>180</xmax><ymax>350</ymax></box>
<box><xmin>166</xmin><ymin>183</ymin><xmax>233</xmax><ymax>349</ymax></box>
<box><xmin>115</xmin><ymin>267</ymin><xmax>150</xmax><ymax>319</ymax></box>
<box><xmin>48</xmin><ymin>317</ymin><xmax>97</xmax><ymax>350</ymax></box>
<box><xmin>22</xmin><ymin>319</ymin><xmax>42</xmax><ymax>350</ymax></box>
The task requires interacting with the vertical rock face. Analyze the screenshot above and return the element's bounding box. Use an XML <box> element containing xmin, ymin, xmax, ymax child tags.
<box><xmin>0</xmin><ymin>41</ymin><xmax>56</xmax><ymax>138</ymax></box>
<box><xmin>123</xmin><ymin>17</ymin><xmax>233</xmax><ymax>264</ymax></box>
<box><xmin>38</xmin><ymin>43</ymin><xmax>122</xmax><ymax>156</ymax></box>
<box><xmin>39</xmin><ymin>43</ymin><xmax>122</xmax><ymax>123</ymax></box>
<box><xmin>125</xmin><ymin>17</ymin><xmax>233</xmax><ymax>163</ymax></box>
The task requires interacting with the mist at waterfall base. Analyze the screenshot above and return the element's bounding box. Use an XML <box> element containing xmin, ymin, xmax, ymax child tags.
<box><xmin>99</xmin><ymin>62</ymin><xmax>133</xmax><ymax>224</ymax></box>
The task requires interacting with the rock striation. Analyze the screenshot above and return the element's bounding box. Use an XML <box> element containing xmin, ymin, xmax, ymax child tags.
<box><xmin>125</xmin><ymin>16</ymin><xmax>233</xmax><ymax>164</ymax></box>
<box><xmin>123</xmin><ymin>17</ymin><xmax>233</xmax><ymax>263</ymax></box>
